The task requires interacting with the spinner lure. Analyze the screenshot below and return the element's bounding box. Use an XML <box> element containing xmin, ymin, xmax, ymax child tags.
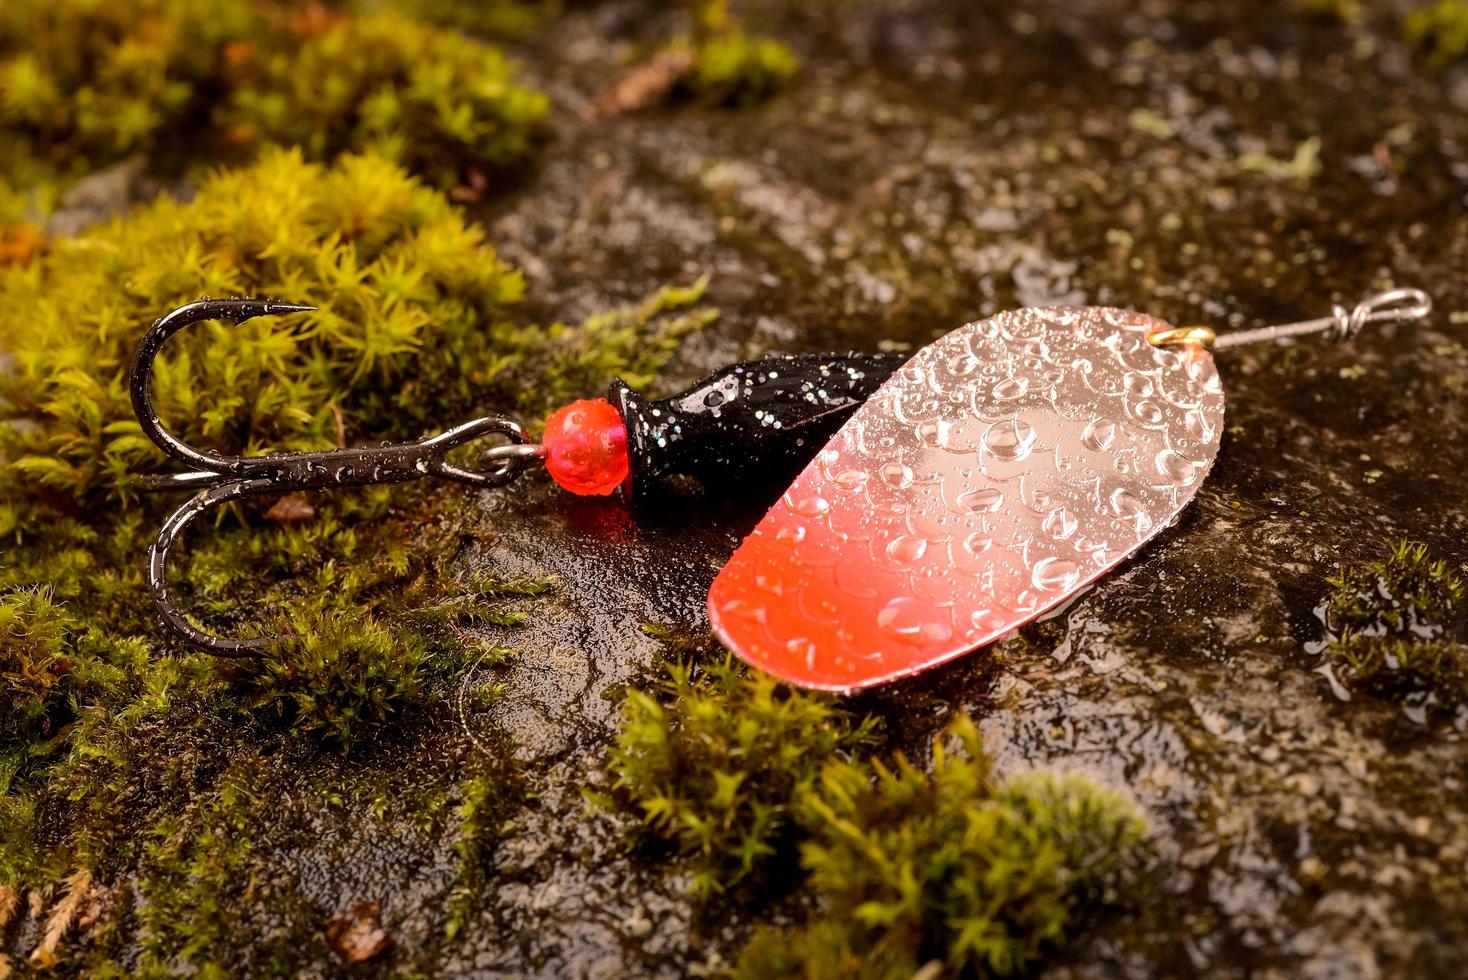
<box><xmin>130</xmin><ymin>289</ymin><xmax>1432</xmax><ymax>689</ymax></box>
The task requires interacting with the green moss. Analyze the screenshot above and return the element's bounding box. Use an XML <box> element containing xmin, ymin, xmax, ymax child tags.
<box><xmin>1335</xmin><ymin>639</ymin><xmax>1467</xmax><ymax>721</ymax></box>
<box><xmin>603</xmin><ymin>1</ymin><xmax>800</xmax><ymax>116</ymax></box>
<box><xmin>351</xmin><ymin>0</ymin><xmax>563</xmax><ymax>38</ymax></box>
<box><xmin>1404</xmin><ymin>1</ymin><xmax>1468</xmax><ymax>72</ymax></box>
<box><xmin>132</xmin><ymin>751</ymin><xmax>327</xmax><ymax>977</ymax></box>
<box><xmin>0</xmin><ymin>145</ymin><xmax>714</xmax><ymax>945</ymax></box>
<box><xmin>233</xmin><ymin>608</ymin><xmax>425</xmax><ymax>748</ymax></box>
<box><xmin>445</xmin><ymin>754</ymin><xmax>523</xmax><ymax>941</ymax></box>
<box><xmin>220</xmin><ymin>11</ymin><xmax>549</xmax><ymax>190</ymax></box>
<box><xmin>1319</xmin><ymin>541</ymin><xmax>1467</xmax><ymax>721</ymax></box>
<box><xmin>600</xmin><ymin>654</ymin><xmax>878</xmax><ymax>898</ymax></box>
<box><xmin>1</xmin><ymin>589</ymin><xmax>75</xmax><ymax>741</ymax></box>
<box><xmin>0</xmin><ymin>0</ymin><xmax>262</xmax><ymax>183</ymax></box>
<box><xmin>1323</xmin><ymin>540</ymin><xmax>1463</xmax><ymax>644</ymax></box>
<box><xmin>736</xmin><ymin>718</ymin><xmax>1152</xmax><ymax>979</ymax></box>
<box><xmin>687</xmin><ymin>29</ymin><xmax>801</xmax><ymax>108</ymax></box>
<box><xmin>0</xmin><ymin>0</ymin><xmax>547</xmax><ymax>192</ymax></box>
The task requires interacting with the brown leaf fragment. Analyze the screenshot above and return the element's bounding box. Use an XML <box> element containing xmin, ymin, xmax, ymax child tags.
<box><xmin>264</xmin><ymin>493</ymin><xmax>316</xmax><ymax>523</ymax></box>
<box><xmin>0</xmin><ymin>885</ymin><xmax>17</xmax><ymax>932</ymax></box>
<box><xmin>0</xmin><ymin>885</ymin><xmax>16</xmax><ymax>979</ymax></box>
<box><xmin>326</xmin><ymin>900</ymin><xmax>393</xmax><ymax>965</ymax></box>
<box><xmin>28</xmin><ymin>870</ymin><xmax>91</xmax><ymax>968</ymax></box>
<box><xmin>586</xmin><ymin>48</ymin><xmax>697</xmax><ymax>120</ymax></box>
<box><xmin>0</xmin><ymin>225</ymin><xmax>44</xmax><ymax>267</ymax></box>
<box><xmin>450</xmin><ymin>166</ymin><xmax>489</xmax><ymax>204</ymax></box>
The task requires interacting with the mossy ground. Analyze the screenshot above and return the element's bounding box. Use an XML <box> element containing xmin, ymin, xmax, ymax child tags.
<box><xmin>1317</xmin><ymin>541</ymin><xmax>1468</xmax><ymax>726</ymax></box>
<box><xmin>5</xmin><ymin>0</ymin><xmax>1468</xmax><ymax>976</ymax></box>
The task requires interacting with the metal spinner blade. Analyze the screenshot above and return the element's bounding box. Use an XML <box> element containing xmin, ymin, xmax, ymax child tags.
<box><xmin>707</xmin><ymin>306</ymin><xmax>1226</xmax><ymax>690</ymax></box>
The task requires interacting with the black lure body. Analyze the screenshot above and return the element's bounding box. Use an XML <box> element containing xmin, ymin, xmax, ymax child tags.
<box><xmin>610</xmin><ymin>353</ymin><xmax>906</xmax><ymax>502</ymax></box>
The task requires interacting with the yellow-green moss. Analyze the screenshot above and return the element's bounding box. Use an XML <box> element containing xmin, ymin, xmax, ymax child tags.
<box><xmin>0</xmin><ymin>147</ymin><xmax>713</xmax><ymax>918</ymax></box>
<box><xmin>687</xmin><ymin>29</ymin><xmax>800</xmax><ymax>107</ymax></box>
<box><xmin>445</xmin><ymin>754</ymin><xmax>524</xmax><ymax>940</ymax></box>
<box><xmin>736</xmin><ymin>718</ymin><xmax>1152</xmax><ymax>979</ymax></box>
<box><xmin>1</xmin><ymin>589</ymin><xmax>78</xmax><ymax>741</ymax></box>
<box><xmin>219</xmin><ymin>11</ymin><xmax>548</xmax><ymax>189</ymax></box>
<box><xmin>1320</xmin><ymin>541</ymin><xmax>1467</xmax><ymax>721</ymax></box>
<box><xmin>0</xmin><ymin>0</ymin><xmax>547</xmax><ymax>192</ymax></box>
<box><xmin>606</xmin><ymin>1</ymin><xmax>800</xmax><ymax>115</ymax></box>
<box><xmin>234</xmin><ymin>609</ymin><xmax>426</xmax><ymax>747</ymax></box>
<box><xmin>1404</xmin><ymin>1</ymin><xmax>1468</xmax><ymax>72</ymax></box>
<box><xmin>1323</xmin><ymin>540</ymin><xmax>1463</xmax><ymax>645</ymax></box>
<box><xmin>599</xmin><ymin>654</ymin><xmax>878</xmax><ymax>898</ymax></box>
<box><xmin>1335</xmin><ymin>639</ymin><xmax>1467</xmax><ymax>719</ymax></box>
<box><xmin>351</xmin><ymin>0</ymin><xmax>563</xmax><ymax>38</ymax></box>
<box><xmin>0</xmin><ymin>0</ymin><xmax>262</xmax><ymax>183</ymax></box>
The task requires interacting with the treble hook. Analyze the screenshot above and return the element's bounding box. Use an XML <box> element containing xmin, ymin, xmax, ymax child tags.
<box><xmin>130</xmin><ymin>299</ymin><xmax>541</xmax><ymax>655</ymax></box>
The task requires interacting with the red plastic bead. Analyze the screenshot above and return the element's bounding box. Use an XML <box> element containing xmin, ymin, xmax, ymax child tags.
<box><xmin>542</xmin><ymin>398</ymin><xmax>630</xmax><ymax>496</ymax></box>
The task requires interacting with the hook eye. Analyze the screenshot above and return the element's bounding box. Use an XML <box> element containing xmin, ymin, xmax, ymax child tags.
<box><xmin>419</xmin><ymin>416</ymin><xmax>543</xmax><ymax>488</ymax></box>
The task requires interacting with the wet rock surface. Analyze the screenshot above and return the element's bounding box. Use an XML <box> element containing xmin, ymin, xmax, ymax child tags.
<box><xmin>431</xmin><ymin>3</ymin><xmax>1468</xmax><ymax>976</ymax></box>
<box><xmin>14</xmin><ymin>1</ymin><xmax>1466</xmax><ymax>976</ymax></box>
<box><xmin>428</xmin><ymin>2</ymin><xmax>1468</xmax><ymax>976</ymax></box>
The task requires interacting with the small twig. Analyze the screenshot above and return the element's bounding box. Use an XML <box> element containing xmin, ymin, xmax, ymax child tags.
<box><xmin>327</xmin><ymin>401</ymin><xmax>347</xmax><ymax>450</ymax></box>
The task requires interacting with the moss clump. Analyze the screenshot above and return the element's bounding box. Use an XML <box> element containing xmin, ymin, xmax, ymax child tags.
<box><xmin>1404</xmin><ymin>1</ymin><xmax>1468</xmax><ymax>72</ymax></box>
<box><xmin>1323</xmin><ymin>540</ymin><xmax>1463</xmax><ymax>644</ymax></box>
<box><xmin>1</xmin><ymin>588</ymin><xmax>126</xmax><ymax>746</ymax></box>
<box><xmin>687</xmin><ymin>28</ymin><xmax>800</xmax><ymax>108</ymax></box>
<box><xmin>737</xmin><ymin>718</ymin><xmax>1152</xmax><ymax>979</ymax></box>
<box><xmin>1335</xmin><ymin>639</ymin><xmax>1467</xmax><ymax>721</ymax></box>
<box><xmin>593</xmin><ymin>1</ymin><xmax>799</xmax><ymax>117</ymax></box>
<box><xmin>219</xmin><ymin>11</ymin><xmax>549</xmax><ymax>191</ymax></box>
<box><xmin>2</xmin><ymin>149</ymin><xmax>522</xmax><ymax>508</ymax></box>
<box><xmin>601</xmin><ymin>654</ymin><xmax>878</xmax><ymax>898</ymax></box>
<box><xmin>350</xmin><ymin>0</ymin><xmax>563</xmax><ymax>39</ymax></box>
<box><xmin>0</xmin><ymin>0</ymin><xmax>547</xmax><ymax>192</ymax></box>
<box><xmin>233</xmin><ymin>608</ymin><xmax>425</xmax><ymax>748</ymax></box>
<box><xmin>0</xmin><ymin>145</ymin><xmax>713</xmax><ymax>948</ymax></box>
<box><xmin>685</xmin><ymin>1</ymin><xmax>798</xmax><ymax>108</ymax></box>
<box><xmin>445</xmin><ymin>754</ymin><xmax>523</xmax><ymax>941</ymax></box>
<box><xmin>1319</xmin><ymin>541</ymin><xmax>1467</xmax><ymax>722</ymax></box>
<box><xmin>0</xmin><ymin>0</ymin><xmax>262</xmax><ymax>184</ymax></box>
<box><xmin>1</xmin><ymin>589</ymin><xmax>76</xmax><ymax>741</ymax></box>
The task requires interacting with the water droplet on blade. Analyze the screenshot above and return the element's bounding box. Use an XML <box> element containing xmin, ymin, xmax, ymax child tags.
<box><xmin>1081</xmin><ymin>417</ymin><xmax>1117</xmax><ymax>451</ymax></box>
<box><xmin>1042</xmin><ymin>507</ymin><xmax>1078</xmax><ymax>540</ymax></box>
<box><xmin>1032</xmin><ymin>557</ymin><xmax>1080</xmax><ymax>592</ymax></box>
<box><xmin>983</xmin><ymin>418</ymin><xmax>1037</xmax><ymax>461</ymax></box>
<box><xmin>886</xmin><ymin>535</ymin><xmax>928</xmax><ymax>564</ymax></box>
<box><xmin>956</xmin><ymin>487</ymin><xmax>1004</xmax><ymax>513</ymax></box>
<box><xmin>877</xmin><ymin>597</ymin><xmax>953</xmax><ymax>647</ymax></box>
<box><xmin>795</xmin><ymin>496</ymin><xmax>830</xmax><ymax>518</ymax></box>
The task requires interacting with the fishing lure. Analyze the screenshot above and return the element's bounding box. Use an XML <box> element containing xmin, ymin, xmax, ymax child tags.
<box><xmin>129</xmin><ymin>299</ymin><xmax>901</xmax><ymax>654</ymax></box>
<box><xmin>131</xmin><ymin>289</ymin><xmax>1432</xmax><ymax>689</ymax></box>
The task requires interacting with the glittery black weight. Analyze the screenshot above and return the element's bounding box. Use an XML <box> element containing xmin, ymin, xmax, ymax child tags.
<box><xmin>609</xmin><ymin>353</ymin><xmax>907</xmax><ymax>503</ymax></box>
